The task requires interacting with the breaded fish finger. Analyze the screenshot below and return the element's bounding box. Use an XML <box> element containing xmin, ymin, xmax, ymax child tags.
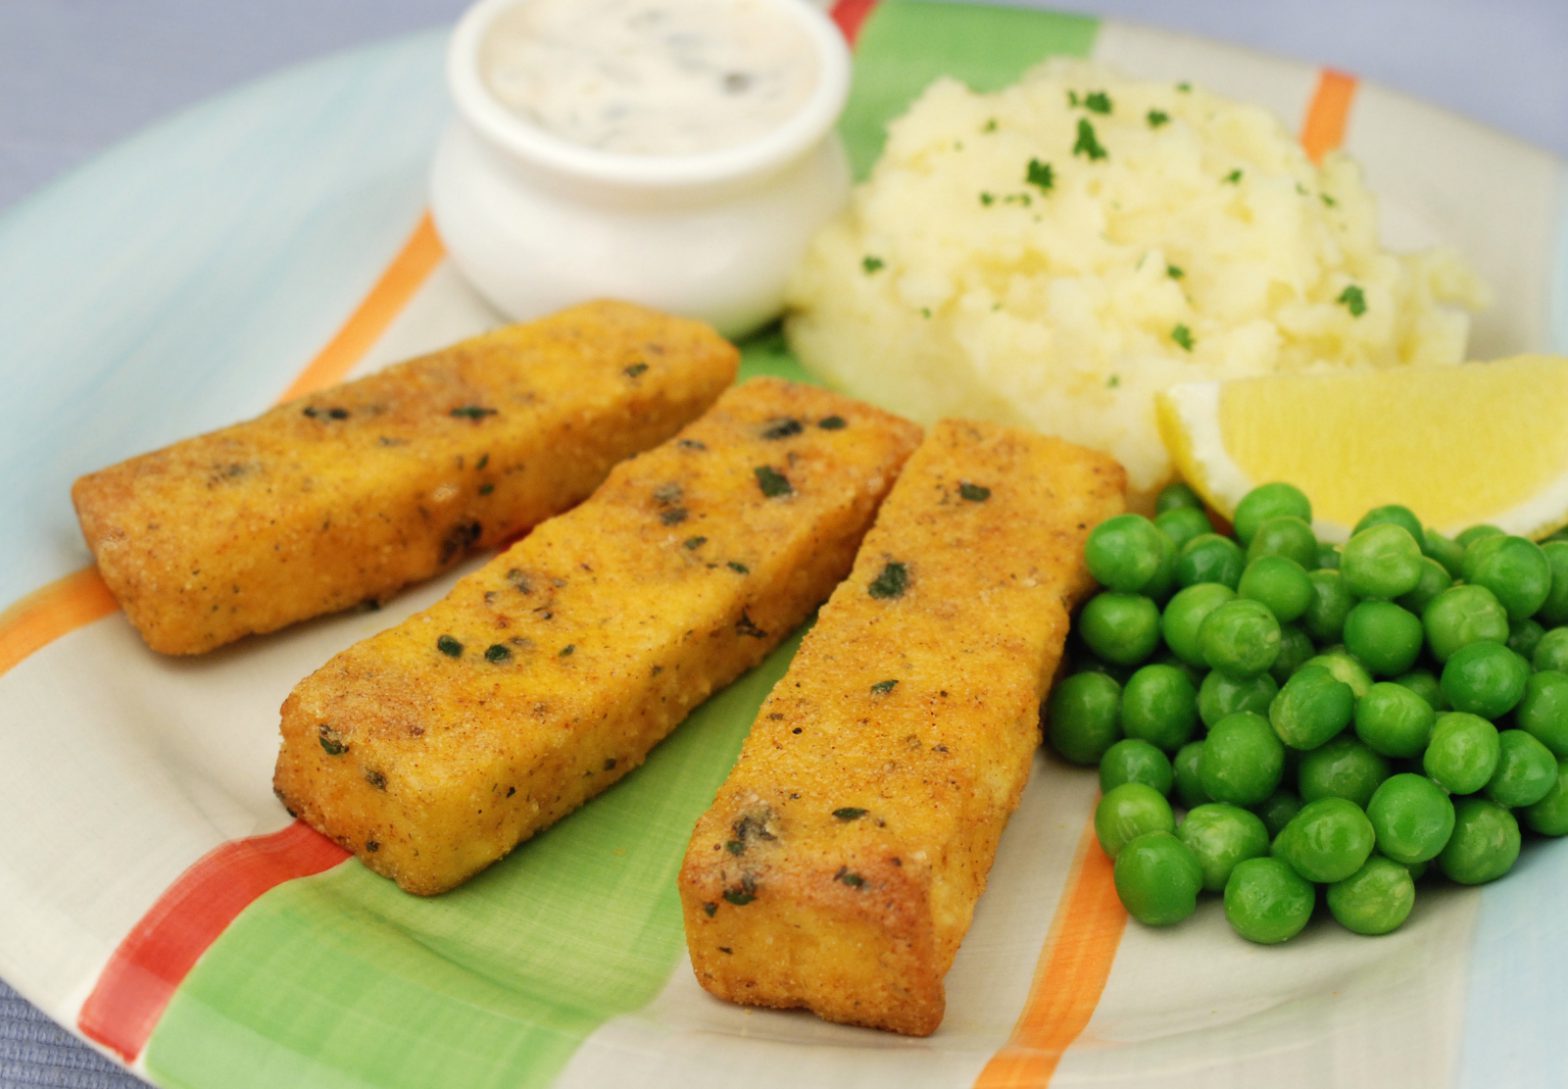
<box><xmin>274</xmin><ymin>377</ymin><xmax>921</xmax><ymax>895</ymax></box>
<box><xmin>678</xmin><ymin>419</ymin><xmax>1126</xmax><ymax>1035</ymax></box>
<box><xmin>71</xmin><ymin>300</ymin><xmax>737</xmax><ymax>654</ymax></box>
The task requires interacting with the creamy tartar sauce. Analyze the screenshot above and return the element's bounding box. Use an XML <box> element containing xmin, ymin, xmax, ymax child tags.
<box><xmin>479</xmin><ymin>0</ymin><xmax>819</xmax><ymax>157</ymax></box>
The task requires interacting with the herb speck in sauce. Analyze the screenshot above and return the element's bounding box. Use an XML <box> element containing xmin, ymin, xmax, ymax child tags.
<box><xmin>437</xmin><ymin>635</ymin><xmax>464</xmax><ymax>658</ymax></box>
<box><xmin>754</xmin><ymin>465</ymin><xmax>792</xmax><ymax>498</ymax></box>
<box><xmin>868</xmin><ymin>561</ymin><xmax>909</xmax><ymax>600</ymax></box>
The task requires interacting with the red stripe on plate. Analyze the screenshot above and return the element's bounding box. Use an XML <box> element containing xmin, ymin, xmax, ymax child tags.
<box><xmin>78</xmin><ymin>821</ymin><xmax>349</xmax><ymax>1062</ymax></box>
<box><xmin>830</xmin><ymin>0</ymin><xmax>881</xmax><ymax>44</ymax></box>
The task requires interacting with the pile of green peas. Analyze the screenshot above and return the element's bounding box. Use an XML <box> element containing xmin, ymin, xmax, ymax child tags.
<box><xmin>1048</xmin><ymin>480</ymin><xmax>1568</xmax><ymax>943</ymax></box>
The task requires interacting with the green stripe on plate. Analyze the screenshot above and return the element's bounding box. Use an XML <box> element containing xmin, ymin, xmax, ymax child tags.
<box><xmin>145</xmin><ymin>629</ymin><xmax>801</xmax><ymax>1089</ymax></box>
<box><xmin>841</xmin><ymin>0</ymin><xmax>1100</xmax><ymax>179</ymax></box>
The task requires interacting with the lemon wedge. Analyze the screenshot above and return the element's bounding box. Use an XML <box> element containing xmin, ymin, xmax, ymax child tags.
<box><xmin>1155</xmin><ymin>355</ymin><xmax>1568</xmax><ymax>543</ymax></box>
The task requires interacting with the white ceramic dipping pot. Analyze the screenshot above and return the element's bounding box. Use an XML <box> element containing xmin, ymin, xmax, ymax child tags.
<box><xmin>431</xmin><ymin>0</ymin><xmax>853</xmax><ymax>338</ymax></box>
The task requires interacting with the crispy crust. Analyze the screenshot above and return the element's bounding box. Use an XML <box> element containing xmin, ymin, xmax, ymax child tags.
<box><xmin>274</xmin><ymin>378</ymin><xmax>922</xmax><ymax>895</ymax></box>
<box><xmin>678</xmin><ymin>419</ymin><xmax>1126</xmax><ymax>1035</ymax></box>
<box><xmin>71</xmin><ymin>300</ymin><xmax>737</xmax><ymax>654</ymax></box>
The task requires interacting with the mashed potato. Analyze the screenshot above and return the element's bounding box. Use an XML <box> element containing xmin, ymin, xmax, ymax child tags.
<box><xmin>786</xmin><ymin>60</ymin><xmax>1487</xmax><ymax>495</ymax></box>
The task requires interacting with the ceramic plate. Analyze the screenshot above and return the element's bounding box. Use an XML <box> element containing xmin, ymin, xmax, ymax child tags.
<box><xmin>1</xmin><ymin>2</ymin><xmax>1564</xmax><ymax>1087</ymax></box>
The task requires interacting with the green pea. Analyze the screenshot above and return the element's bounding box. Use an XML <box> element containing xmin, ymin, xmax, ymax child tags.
<box><xmin>1233</xmin><ymin>483</ymin><xmax>1312</xmax><ymax>547</ymax></box>
<box><xmin>1178</xmin><ymin>803</ymin><xmax>1270</xmax><ymax>892</ymax></box>
<box><xmin>1341</xmin><ymin>523</ymin><xmax>1424</xmax><ymax>600</ymax></box>
<box><xmin>1198</xmin><ymin>599</ymin><xmax>1281</xmax><ymax>677</ymax></box>
<box><xmin>1297</xmin><ymin>736</ymin><xmax>1390</xmax><ymax>808</ymax></box>
<box><xmin>1327</xmin><ymin>856</ymin><xmax>1416</xmax><ymax>936</ymax></box>
<box><xmin>1161</xmin><ymin>583</ymin><xmax>1236</xmax><ymax>667</ymax></box>
<box><xmin>1273</xmin><ymin>796</ymin><xmax>1375</xmax><ymax>883</ymax></box>
<box><xmin>1394</xmin><ymin>668</ymin><xmax>1445</xmax><ymax>711</ymax></box>
<box><xmin>1395</xmin><ymin>557</ymin><xmax>1454</xmax><ymax>616</ymax></box>
<box><xmin>1094</xmin><ymin>782</ymin><xmax>1175</xmax><ymax>858</ymax></box>
<box><xmin>1517</xmin><ymin>670</ymin><xmax>1568</xmax><ymax>757</ymax></box>
<box><xmin>1200</xmin><ymin>711</ymin><xmax>1286</xmax><ymax>806</ymax></box>
<box><xmin>1523</xmin><ymin>757</ymin><xmax>1568</xmax><ymax>836</ymax></box>
<box><xmin>1366</xmin><ymin>773</ymin><xmax>1455</xmax><ymax>864</ymax></box>
<box><xmin>1224</xmin><ymin>856</ymin><xmax>1316</xmax><ymax>944</ymax></box>
<box><xmin>1270</xmin><ymin>663</ymin><xmax>1354</xmax><ymax>750</ymax></box>
<box><xmin>1464</xmin><ymin>534</ymin><xmax>1552</xmax><ymax>621</ymax></box>
<box><xmin>1485</xmin><ymin>729</ymin><xmax>1559</xmax><ymax>808</ymax></box>
<box><xmin>1439</xmin><ymin>640</ymin><xmax>1529</xmax><ymax>718</ymax></box>
<box><xmin>1079</xmin><ymin>592</ymin><xmax>1162</xmax><ymax>666</ymax></box>
<box><xmin>1456</xmin><ymin>524</ymin><xmax>1505</xmax><ymax>548</ymax></box>
<box><xmin>1302</xmin><ymin>569</ymin><xmax>1356</xmax><ymax>643</ymax></box>
<box><xmin>1270</xmin><ymin>624</ymin><xmax>1317</xmax><ymax>685</ymax></box>
<box><xmin>1156</xmin><ymin>507</ymin><xmax>1215</xmax><ymax>551</ymax></box>
<box><xmin>1045</xmin><ymin>672</ymin><xmax>1123</xmax><ymax>765</ymax></box>
<box><xmin>1172</xmin><ymin>740</ymin><xmax>1210</xmax><ymax>808</ymax></box>
<box><xmin>1085</xmin><ymin>514</ymin><xmax>1169</xmax><ymax>593</ymax></box>
<box><xmin>1173</xmin><ymin>533</ymin><xmax>1245</xmax><ymax>589</ymax></box>
<box><xmin>1423</xmin><ymin>711</ymin><xmax>1501</xmax><ymax>794</ymax></box>
<box><xmin>1119</xmin><ymin>663</ymin><xmax>1199</xmax><ymax>752</ymax></box>
<box><xmin>1198</xmin><ymin>669</ymin><xmax>1278</xmax><ymax>728</ymax></box>
<box><xmin>1536</xmin><ymin>540</ymin><xmax>1568</xmax><ymax>625</ymax></box>
<box><xmin>1422</xmin><ymin>527</ymin><xmax>1467</xmax><ymax>579</ymax></box>
<box><xmin>1246</xmin><ymin>516</ymin><xmax>1319</xmax><ymax>569</ymax></box>
<box><xmin>1155</xmin><ymin>481</ymin><xmax>1204</xmax><ymax>514</ymax></box>
<box><xmin>1533</xmin><ymin>628</ymin><xmax>1568</xmax><ymax>674</ymax></box>
<box><xmin>1099</xmin><ymin>738</ymin><xmax>1175</xmax><ymax>795</ymax></box>
<box><xmin>1253</xmin><ymin>787</ymin><xmax>1303</xmax><ymax>839</ymax></box>
<box><xmin>1508</xmin><ymin>617</ymin><xmax>1546</xmax><ymax>661</ymax></box>
<box><xmin>1422</xmin><ymin>584</ymin><xmax>1510</xmax><ymax>663</ymax></box>
<box><xmin>1354</xmin><ymin>681</ymin><xmax>1435</xmax><ymax>758</ymax></box>
<box><xmin>1238</xmin><ymin>555</ymin><xmax>1313</xmax><ymax>623</ymax></box>
<box><xmin>1112</xmin><ymin>831</ymin><xmax>1203</xmax><ymax>926</ymax></box>
<box><xmin>1355</xmin><ymin>504</ymin><xmax>1424</xmax><ymax>541</ymax></box>
<box><xmin>1342</xmin><ymin>601</ymin><xmax>1424</xmax><ymax>677</ymax></box>
<box><xmin>1437</xmin><ymin>798</ymin><xmax>1520</xmax><ymax>885</ymax></box>
<box><xmin>1303</xmin><ymin>650</ymin><xmax>1374</xmax><ymax>699</ymax></box>
<box><xmin>1316</xmin><ymin>543</ymin><xmax>1341</xmax><ymax>570</ymax></box>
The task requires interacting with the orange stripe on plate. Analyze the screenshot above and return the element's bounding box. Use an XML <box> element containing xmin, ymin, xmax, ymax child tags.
<box><xmin>830</xmin><ymin>0</ymin><xmax>881</xmax><ymax>45</ymax></box>
<box><xmin>78</xmin><ymin>822</ymin><xmax>350</xmax><ymax>1062</ymax></box>
<box><xmin>1301</xmin><ymin>68</ymin><xmax>1358</xmax><ymax>164</ymax></box>
<box><xmin>972</xmin><ymin>818</ymin><xmax>1127</xmax><ymax>1089</ymax></box>
<box><xmin>0</xmin><ymin>211</ymin><xmax>446</xmax><ymax>673</ymax></box>
<box><xmin>0</xmin><ymin>567</ymin><xmax>118</xmax><ymax>678</ymax></box>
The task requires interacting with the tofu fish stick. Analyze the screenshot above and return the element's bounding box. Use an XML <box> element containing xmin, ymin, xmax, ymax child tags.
<box><xmin>70</xmin><ymin>300</ymin><xmax>737</xmax><ymax>655</ymax></box>
<box><xmin>678</xmin><ymin>419</ymin><xmax>1127</xmax><ymax>1036</ymax></box>
<box><xmin>274</xmin><ymin>378</ymin><xmax>921</xmax><ymax>895</ymax></box>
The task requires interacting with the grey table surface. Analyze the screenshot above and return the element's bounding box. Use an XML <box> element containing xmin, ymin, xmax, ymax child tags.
<box><xmin>2</xmin><ymin>1</ymin><xmax>1565</xmax><ymax>1086</ymax></box>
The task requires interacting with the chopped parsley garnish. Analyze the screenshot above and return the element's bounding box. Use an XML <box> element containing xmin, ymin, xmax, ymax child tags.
<box><xmin>683</xmin><ymin>536</ymin><xmax>707</xmax><ymax>550</ymax></box>
<box><xmin>1147</xmin><ymin>109</ymin><xmax>1170</xmax><ymax>128</ymax></box>
<box><xmin>959</xmin><ymin>482</ymin><xmax>991</xmax><ymax>502</ymax></box>
<box><xmin>450</xmin><ymin>405</ymin><xmax>497</xmax><ymax>420</ymax></box>
<box><xmin>870</xmin><ymin>680</ymin><xmax>899</xmax><ymax>695</ymax></box>
<box><xmin>1025</xmin><ymin>158</ymin><xmax>1055</xmax><ymax>192</ymax></box>
<box><xmin>1321</xmin><ymin>193</ymin><xmax>1338</xmax><ymax>208</ymax></box>
<box><xmin>1172</xmin><ymin>324</ymin><xmax>1195</xmax><ymax>352</ymax></box>
<box><xmin>1107</xmin><ymin>375</ymin><xmax>1121</xmax><ymax>389</ymax></box>
<box><xmin>727</xmin><ymin>561</ymin><xmax>750</xmax><ymax>574</ymax></box>
<box><xmin>318</xmin><ymin>725</ymin><xmax>347</xmax><ymax>756</ymax></box>
<box><xmin>623</xmin><ymin>362</ymin><xmax>649</xmax><ymax>378</ymax></box>
<box><xmin>484</xmin><ymin>643</ymin><xmax>511</xmax><ymax>663</ymax></box>
<box><xmin>754</xmin><ymin>465</ymin><xmax>793</xmax><ymax>498</ymax></box>
<box><xmin>559</xmin><ymin>644</ymin><xmax>575</xmax><ymax>657</ymax></box>
<box><xmin>1083</xmin><ymin>90</ymin><xmax>1113</xmax><ymax>114</ymax></box>
<box><xmin>1177</xmin><ymin>81</ymin><xmax>1192</xmax><ymax>93</ymax></box>
<box><xmin>833</xmin><ymin>807</ymin><xmax>869</xmax><ymax>821</ymax></box>
<box><xmin>1338</xmin><ymin>284</ymin><xmax>1367</xmax><ymax>317</ymax></box>
<box><xmin>868</xmin><ymin>561</ymin><xmax>909</xmax><ymax>599</ymax></box>
<box><xmin>982</xmin><ymin>117</ymin><xmax>998</xmax><ymax>133</ymax></box>
<box><xmin>862</xmin><ymin>255</ymin><xmax>885</xmax><ymax>275</ymax></box>
<box><xmin>979</xmin><ymin>191</ymin><xmax>996</xmax><ymax>207</ymax></box>
<box><xmin>436</xmin><ymin>635</ymin><xmax>464</xmax><ymax>658</ymax></box>
<box><xmin>1073</xmin><ymin>118</ymin><xmax>1107</xmax><ymax>161</ymax></box>
<box><xmin>1223</xmin><ymin>168</ymin><xmax>1244</xmax><ymax>185</ymax></box>
<box><xmin>817</xmin><ymin>415</ymin><xmax>847</xmax><ymax>430</ymax></box>
<box><xmin>834</xmin><ymin>868</ymin><xmax>865</xmax><ymax>889</ymax></box>
<box><xmin>1167</xmin><ymin>264</ymin><xmax>1185</xmax><ymax>280</ymax></box>
<box><xmin>761</xmin><ymin>417</ymin><xmax>804</xmax><ymax>440</ymax></box>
